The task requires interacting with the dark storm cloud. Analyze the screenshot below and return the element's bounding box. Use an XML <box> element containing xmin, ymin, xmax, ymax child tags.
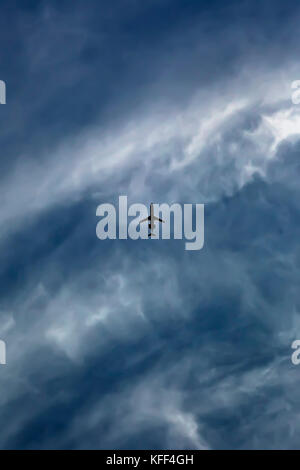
<box><xmin>1</xmin><ymin>0</ymin><xmax>300</xmax><ymax>170</ymax></box>
<box><xmin>1</xmin><ymin>0</ymin><xmax>300</xmax><ymax>450</ymax></box>
<box><xmin>1</xmin><ymin>139</ymin><xmax>300</xmax><ymax>449</ymax></box>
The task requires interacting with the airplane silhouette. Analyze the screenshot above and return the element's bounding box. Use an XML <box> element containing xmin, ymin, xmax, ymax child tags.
<box><xmin>139</xmin><ymin>203</ymin><xmax>165</xmax><ymax>238</ymax></box>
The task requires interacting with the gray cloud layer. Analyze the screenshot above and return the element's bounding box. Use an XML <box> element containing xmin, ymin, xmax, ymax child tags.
<box><xmin>0</xmin><ymin>0</ymin><xmax>300</xmax><ymax>449</ymax></box>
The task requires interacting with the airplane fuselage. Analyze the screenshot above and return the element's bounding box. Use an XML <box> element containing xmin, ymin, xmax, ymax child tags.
<box><xmin>138</xmin><ymin>202</ymin><xmax>164</xmax><ymax>237</ymax></box>
<box><xmin>149</xmin><ymin>203</ymin><xmax>156</xmax><ymax>232</ymax></box>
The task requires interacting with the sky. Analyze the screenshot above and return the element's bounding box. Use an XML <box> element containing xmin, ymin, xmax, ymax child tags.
<box><xmin>1</xmin><ymin>0</ymin><xmax>300</xmax><ymax>450</ymax></box>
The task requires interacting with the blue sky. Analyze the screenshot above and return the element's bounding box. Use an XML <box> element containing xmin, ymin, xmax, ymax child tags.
<box><xmin>1</xmin><ymin>0</ymin><xmax>300</xmax><ymax>449</ymax></box>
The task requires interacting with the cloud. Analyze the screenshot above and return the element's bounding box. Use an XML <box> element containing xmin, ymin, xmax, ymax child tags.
<box><xmin>1</xmin><ymin>0</ymin><xmax>300</xmax><ymax>450</ymax></box>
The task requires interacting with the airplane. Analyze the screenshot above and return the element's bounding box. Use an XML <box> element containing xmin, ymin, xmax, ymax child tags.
<box><xmin>139</xmin><ymin>203</ymin><xmax>165</xmax><ymax>237</ymax></box>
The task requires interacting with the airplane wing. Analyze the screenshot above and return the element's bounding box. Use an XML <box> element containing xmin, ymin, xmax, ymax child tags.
<box><xmin>153</xmin><ymin>216</ymin><xmax>165</xmax><ymax>223</ymax></box>
<box><xmin>139</xmin><ymin>216</ymin><xmax>150</xmax><ymax>224</ymax></box>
